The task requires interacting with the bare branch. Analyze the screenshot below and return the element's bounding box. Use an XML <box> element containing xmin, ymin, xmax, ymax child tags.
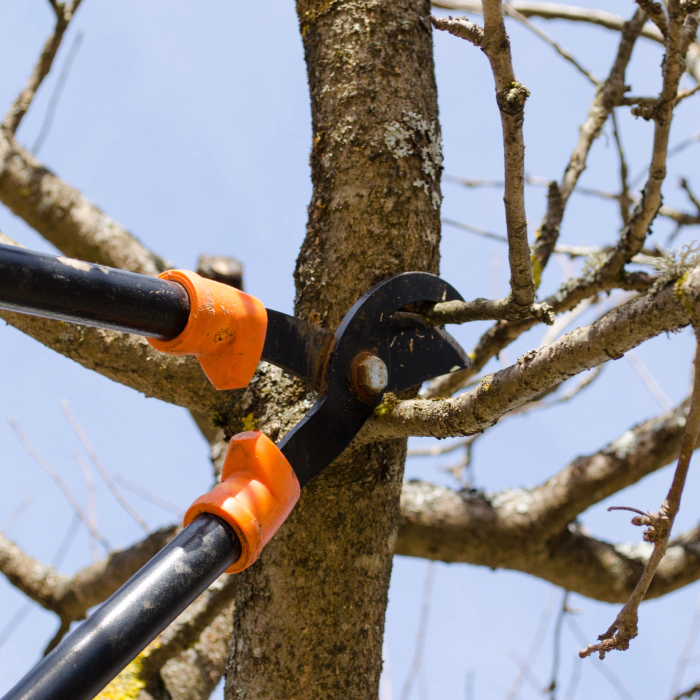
<box><xmin>546</xmin><ymin>590</ymin><xmax>570</xmax><ymax>700</ymax></box>
<box><xmin>670</xmin><ymin>594</ymin><xmax>700</xmax><ymax>697</ymax></box>
<box><xmin>114</xmin><ymin>475</ymin><xmax>184</xmax><ymax>517</ymax></box>
<box><xmin>430</xmin><ymin>14</ymin><xmax>484</xmax><ymax>45</ymax></box>
<box><xmin>2</xmin><ymin>6</ymin><xmax>70</xmax><ymax>134</ymax></box>
<box><xmin>408</xmin><ymin>437</ymin><xmax>474</xmax><ymax>457</ymax></box>
<box><xmin>611</xmin><ymin>111</ymin><xmax>632</xmax><ymax>225</ymax></box>
<box><xmin>398</xmin><ymin>563</ymin><xmax>435</xmax><ymax>700</ymax></box>
<box><xmin>433</xmin><ymin>0</ymin><xmax>664</xmax><ymax>40</ymax></box>
<box><xmin>364</xmin><ymin>263</ymin><xmax>695</xmax><ymax>442</ymax></box>
<box><xmin>636</xmin><ymin>0</ymin><xmax>669</xmax><ymax>37</ymax></box>
<box><xmin>481</xmin><ymin>0</ymin><xmax>535</xmax><ymax>313</ymax></box>
<box><xmin>32</xmin><ymin>29</ymin><xmax>84</xmax><ymax>156</ymax></box>
<box><xmin>396</xmin><ymin>480</ymin><xmax>700</xmax><ymax>603</ymax></box>
<box><xmin>602</xmin><ymin>4</ymin><xmax>689</xmax><ymax>276</ymax></box>
<box><xmin>8</xmin><ymin>417</ymin><xmax>110</xmax><ymax>551</ymax></box>
<box><xmin>425</xmin><ymin>296</ymin><xmax>554</xmax><ymax>324</ymax></box>
<box><xmin>71</xmin><ymin>451</ymin><xmax>99</xmax><ymax>562</ymax></box>
<box><xmin>0</xmin><ymin>232</ymin><xmax>225</xmax><ymax>415</ymax></box>
<box><xmin>507</xmin><ymin>590</ymin><xmax>558</xmax><ymax>699</ymax></box>
<box><xmin>61</xmin><ymin>401</ymin><xmax>150</xmax><ymax>534</ymax></box>
<box><xmin>625</xmin><ymin>348</ymin><xmax>674</xmax><ymax>411</ymax></box>
<box><xmin>1</xmin><ymin>494</ymin><xmax>34</xmax><ymax>533</ymax></box>
<box><xmin>525</xmin><ymin>399</ymin><xmax>691</xmax><ymax>532</ymax></box>
<box><xmin>504</xmin><ymin>4</ymin><xmax>600</xmax><ymax>85</ymax></box>
<box><xmin>580</xmin><ymin>331</ymin><xmax>700</xmax><ymax>659</ymax></box>
<box><xmin>0</xmin><ymin>532</ymin><xmax>70</xmax><ymax>611</ymax></box>
<box><xmin>533</xmin><ymin>9</ymin><xmax>647</xmax><ymax>281</ymax></box>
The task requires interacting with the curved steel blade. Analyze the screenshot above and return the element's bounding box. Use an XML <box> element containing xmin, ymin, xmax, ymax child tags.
<box><xmin>277</xmin><ymin>272</ymin><xmax>466</xmax><ymax>487</ymax></box>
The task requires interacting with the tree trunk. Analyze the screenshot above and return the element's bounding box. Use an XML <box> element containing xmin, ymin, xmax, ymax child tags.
<box><xmin>226</xmin><ymin>0</ymin><xmax>442</xmax><ymax>697</ymax></box>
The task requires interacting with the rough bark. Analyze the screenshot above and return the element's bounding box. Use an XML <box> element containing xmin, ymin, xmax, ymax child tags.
<box><xmin>226</xmin><ymin>1</ymin><xmax>443</xmax><ymax>698</ymax></box>
<box><xmin>397</xmin><ymin>479</ymin><xmax>700</xmax><ymax>602</ymax></box>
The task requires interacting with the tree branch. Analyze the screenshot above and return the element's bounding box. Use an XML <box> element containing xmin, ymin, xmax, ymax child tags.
<box><xmin>432</xmin><ymin>1</ymin><xmax>700</xmax><ymax>83</ymax></box>
<box><xmin>531</xmin><ymin>9</ymin><xmax>646</xmax><ymax>280</ymax></box>
<box><xmin>396</xmin><ymin>481</ymin><xmax>700</xmax><ymax>603</ymax></box>
<box><xmin>602</xmin><ymin>2</ymin><xmax>689</xmax><ymax>277</ymax></box>
<box><xmin>430</xmin><ymin>15</ymin><xmax>484</xmax><ymax>45</ymax></box>
<box><xmin>0</xmin><ymin>525</ymin><xmax>177</xmax><ymax>622</ymax></box>
<box><xmin>481</xmin><ymin>0</ymin><xmax>535</xmax><ymax>314</ymax></box>
<box><xmin>1</xmin><ymin>226</ymin><xmax>224</xmax><ymax>415</ymax></box>
<box><xmin>364</xmin><ymin>264</ymin><xmax>698</xmax><ymax>442</ymax></box>
<box><xmin>522</xmin><ymin>399</ymin><xmax>692</xmax><ymax>532</ymax></box>
<box><xmin>1</xmin><ymin>1</ymin><xmax>75</xmax><ymax>134</ymax></box>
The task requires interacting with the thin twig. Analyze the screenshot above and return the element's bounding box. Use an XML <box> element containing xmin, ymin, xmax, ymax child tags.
<box><xmin>670</xmin><ymin>592</ymin><xmax>700</xmax><ymax>696</ymax></box>
<box><xmin>505</xmin><ymin>649</ymin><xmax>548</xmax><ymax>694</ymax></box>
<box><xmin>611</xmin><ymin>111</ymin><xmax>632</xmax><ymax>225</ymax></box>
<box><xmin>430</xmin><ymin>14</ymin><xmax>484</xmax><ymax>45</ymax></box>
<box><xmin>8</xmin><ymin>417</ymin><xmax>109</xmax><ymax>551</ymax></box>
<box><xmin>504</xmin><ymin>4</ymin><xmax>600</xmax><ymax>85</ymax></box>
<box><xmin>625</xmin><ymin>349</ymin><xmax>674</xmax><ymax>411</ymax></box>
<box><xmin>676</xmin><ymin>80</ymin><xmax>700</xmax><ymax>104</ymax></box>
<box><xmin>481</xmin><ymin>0</ymin><xmax>536</xmax><ymax>314</ymax></box>
<box><xmin>580</xmin><ymin>331</ymin><xmax>700</xmax><ymax>659</ymax></box>
<box><xmin>546</xmin><ymin>590</ymin><xmax>570</xmax><ymax>699</ymax></box>
<box><xmin>531</xmin><ymin>9</ymin><xmax>647</xmax><ymax>280</ymax></box>
<box><xmin>631</xmin><ymin>130</ymin><xmax>700</xmax><ymax>187</ymax></box>
<box><xmin>681</xmin><ymin>177</ymin><xmax>700</xmax><ymax>213</ymax></box>
<box><xmin>0</xmin><ymin>494</ymin><xmax>34</xmax><ymax>534</ymax></box>
<box><xmin>114</xmin><ymin>475</ymin><xmax>184</xmax><ymax>518</ymax></box>
<box><xmin>60</xmin><ymin>400</ymin><xmax>150</xmax><ymax>534</ymax></box>
<box><xmin>71</xmin><ymin>450</ymin><xmax>99</xmax><ymax>562</ymax></box>
<box><xmin>407</xmin><ymin>438</ymin><xmax>474</xmax><ymax>457</ymax></box>
<box><xmin>400</xmin><ymin>562</ymin><xmax>436</xmax><ymax>700</ymax></box>
<box><xmin>0</xmin><ymin>0</ymin><xmax>81</xmax><ymax>134</ymax></box>
<box><xmin>441</xmin><ymin>217</ymin><xmax>507</xmax><ymax>243</ymax></box>
<box><xmin>32</xmin><ymin>29</ymin><xmax>84</xmax><ymax>156</ymax></box>
<box><xmin>566</xmin><ymin>616</ymin><xmax>634</xmax><ymax>700</ymax></box>
<box><xmin>507</xmin><ymin>589</ymin><xmax>558</xmax><ymax>699</ymax></box>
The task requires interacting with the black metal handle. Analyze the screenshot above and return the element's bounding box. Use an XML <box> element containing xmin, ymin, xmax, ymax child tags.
<box><xmin>2</xmin><ymin>514</ymin><xmax>241</xmax><ymax>700</ymax></box>
<box><xmin>0</xmin><ymin>244</ymin><xmax>189</xmax><ymax>340</ymax></box>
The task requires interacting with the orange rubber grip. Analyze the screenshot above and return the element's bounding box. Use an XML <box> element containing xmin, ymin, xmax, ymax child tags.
<box><xmin>184</xmin><ymin>431</ymin><xmax>300</xmax><ymax>574</ymax></box>
<box><xmin>148</xmin><ymin>270</ymin><xmax>267</xmax><ymax>390</ymax></box>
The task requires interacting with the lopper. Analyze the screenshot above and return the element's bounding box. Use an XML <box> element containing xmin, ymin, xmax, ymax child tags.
<box><xmin>0</xmin><ymin>242</ymin><xmax>468</xmax><ymax>700</ymax></box>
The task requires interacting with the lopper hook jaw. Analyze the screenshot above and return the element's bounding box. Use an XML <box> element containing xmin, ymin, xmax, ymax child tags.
<box><xmin>278</xmin><ymin>271</ymin><xmax>470</xmax><ymax>487</ymax></box>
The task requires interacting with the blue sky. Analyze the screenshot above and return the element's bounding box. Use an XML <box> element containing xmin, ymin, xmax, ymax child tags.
<box><xmin>1</xmin><ymin>2</ymin><xmax>700</xmax><ymax>698</ymax></box>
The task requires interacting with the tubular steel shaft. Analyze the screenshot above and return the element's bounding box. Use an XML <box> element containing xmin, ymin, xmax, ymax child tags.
<box><xmin>2</xmin><ymin>514</ymin><xmax>241</xmax><ymax>700</ymax></box>
<box><xmin>0</xmin><ymin>244</ymin><xmax>189</xmax><ymax>340</ymax></box>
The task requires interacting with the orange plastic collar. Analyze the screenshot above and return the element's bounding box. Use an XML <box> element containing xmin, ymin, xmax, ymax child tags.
<box><xmin>184</xmin><ymin>431</ymin><xmax>300</xmax><ymax>573</ymax></box>
<box><xmin>148</xmin><ymin>270</ymin><xmax>267</xmax><ymax>390</ymax></box>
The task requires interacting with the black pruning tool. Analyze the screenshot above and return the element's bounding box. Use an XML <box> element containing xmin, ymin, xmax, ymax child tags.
<box><xmin>0</xmin><ymin>242</ymin><xmax>468</xmax><ymax>700</ymax></box>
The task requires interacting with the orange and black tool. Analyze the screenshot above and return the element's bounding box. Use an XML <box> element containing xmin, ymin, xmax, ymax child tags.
<box><xmin>0</xmin><ymin>243</ymin><xmax>468</xmax><ymax>700</ymax></box>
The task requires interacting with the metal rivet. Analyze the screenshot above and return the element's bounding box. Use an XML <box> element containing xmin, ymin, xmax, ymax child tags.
<box><xmin>353</xmin><ymin>353</ymin><xmax>388</xmax><ymax>397</ymax></box>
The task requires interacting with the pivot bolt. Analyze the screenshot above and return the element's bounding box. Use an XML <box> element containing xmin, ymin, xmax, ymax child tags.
<box><xmin>352</xmin><ymin>352</ymin><xmax>388</xmax><ymax>398</ymax></box>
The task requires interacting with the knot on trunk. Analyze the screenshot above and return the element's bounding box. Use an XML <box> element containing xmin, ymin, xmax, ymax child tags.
<box><xmin>496</xmin><ymin>81</ymin><xmax>530</xmax><ymax>115</ymax></box>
